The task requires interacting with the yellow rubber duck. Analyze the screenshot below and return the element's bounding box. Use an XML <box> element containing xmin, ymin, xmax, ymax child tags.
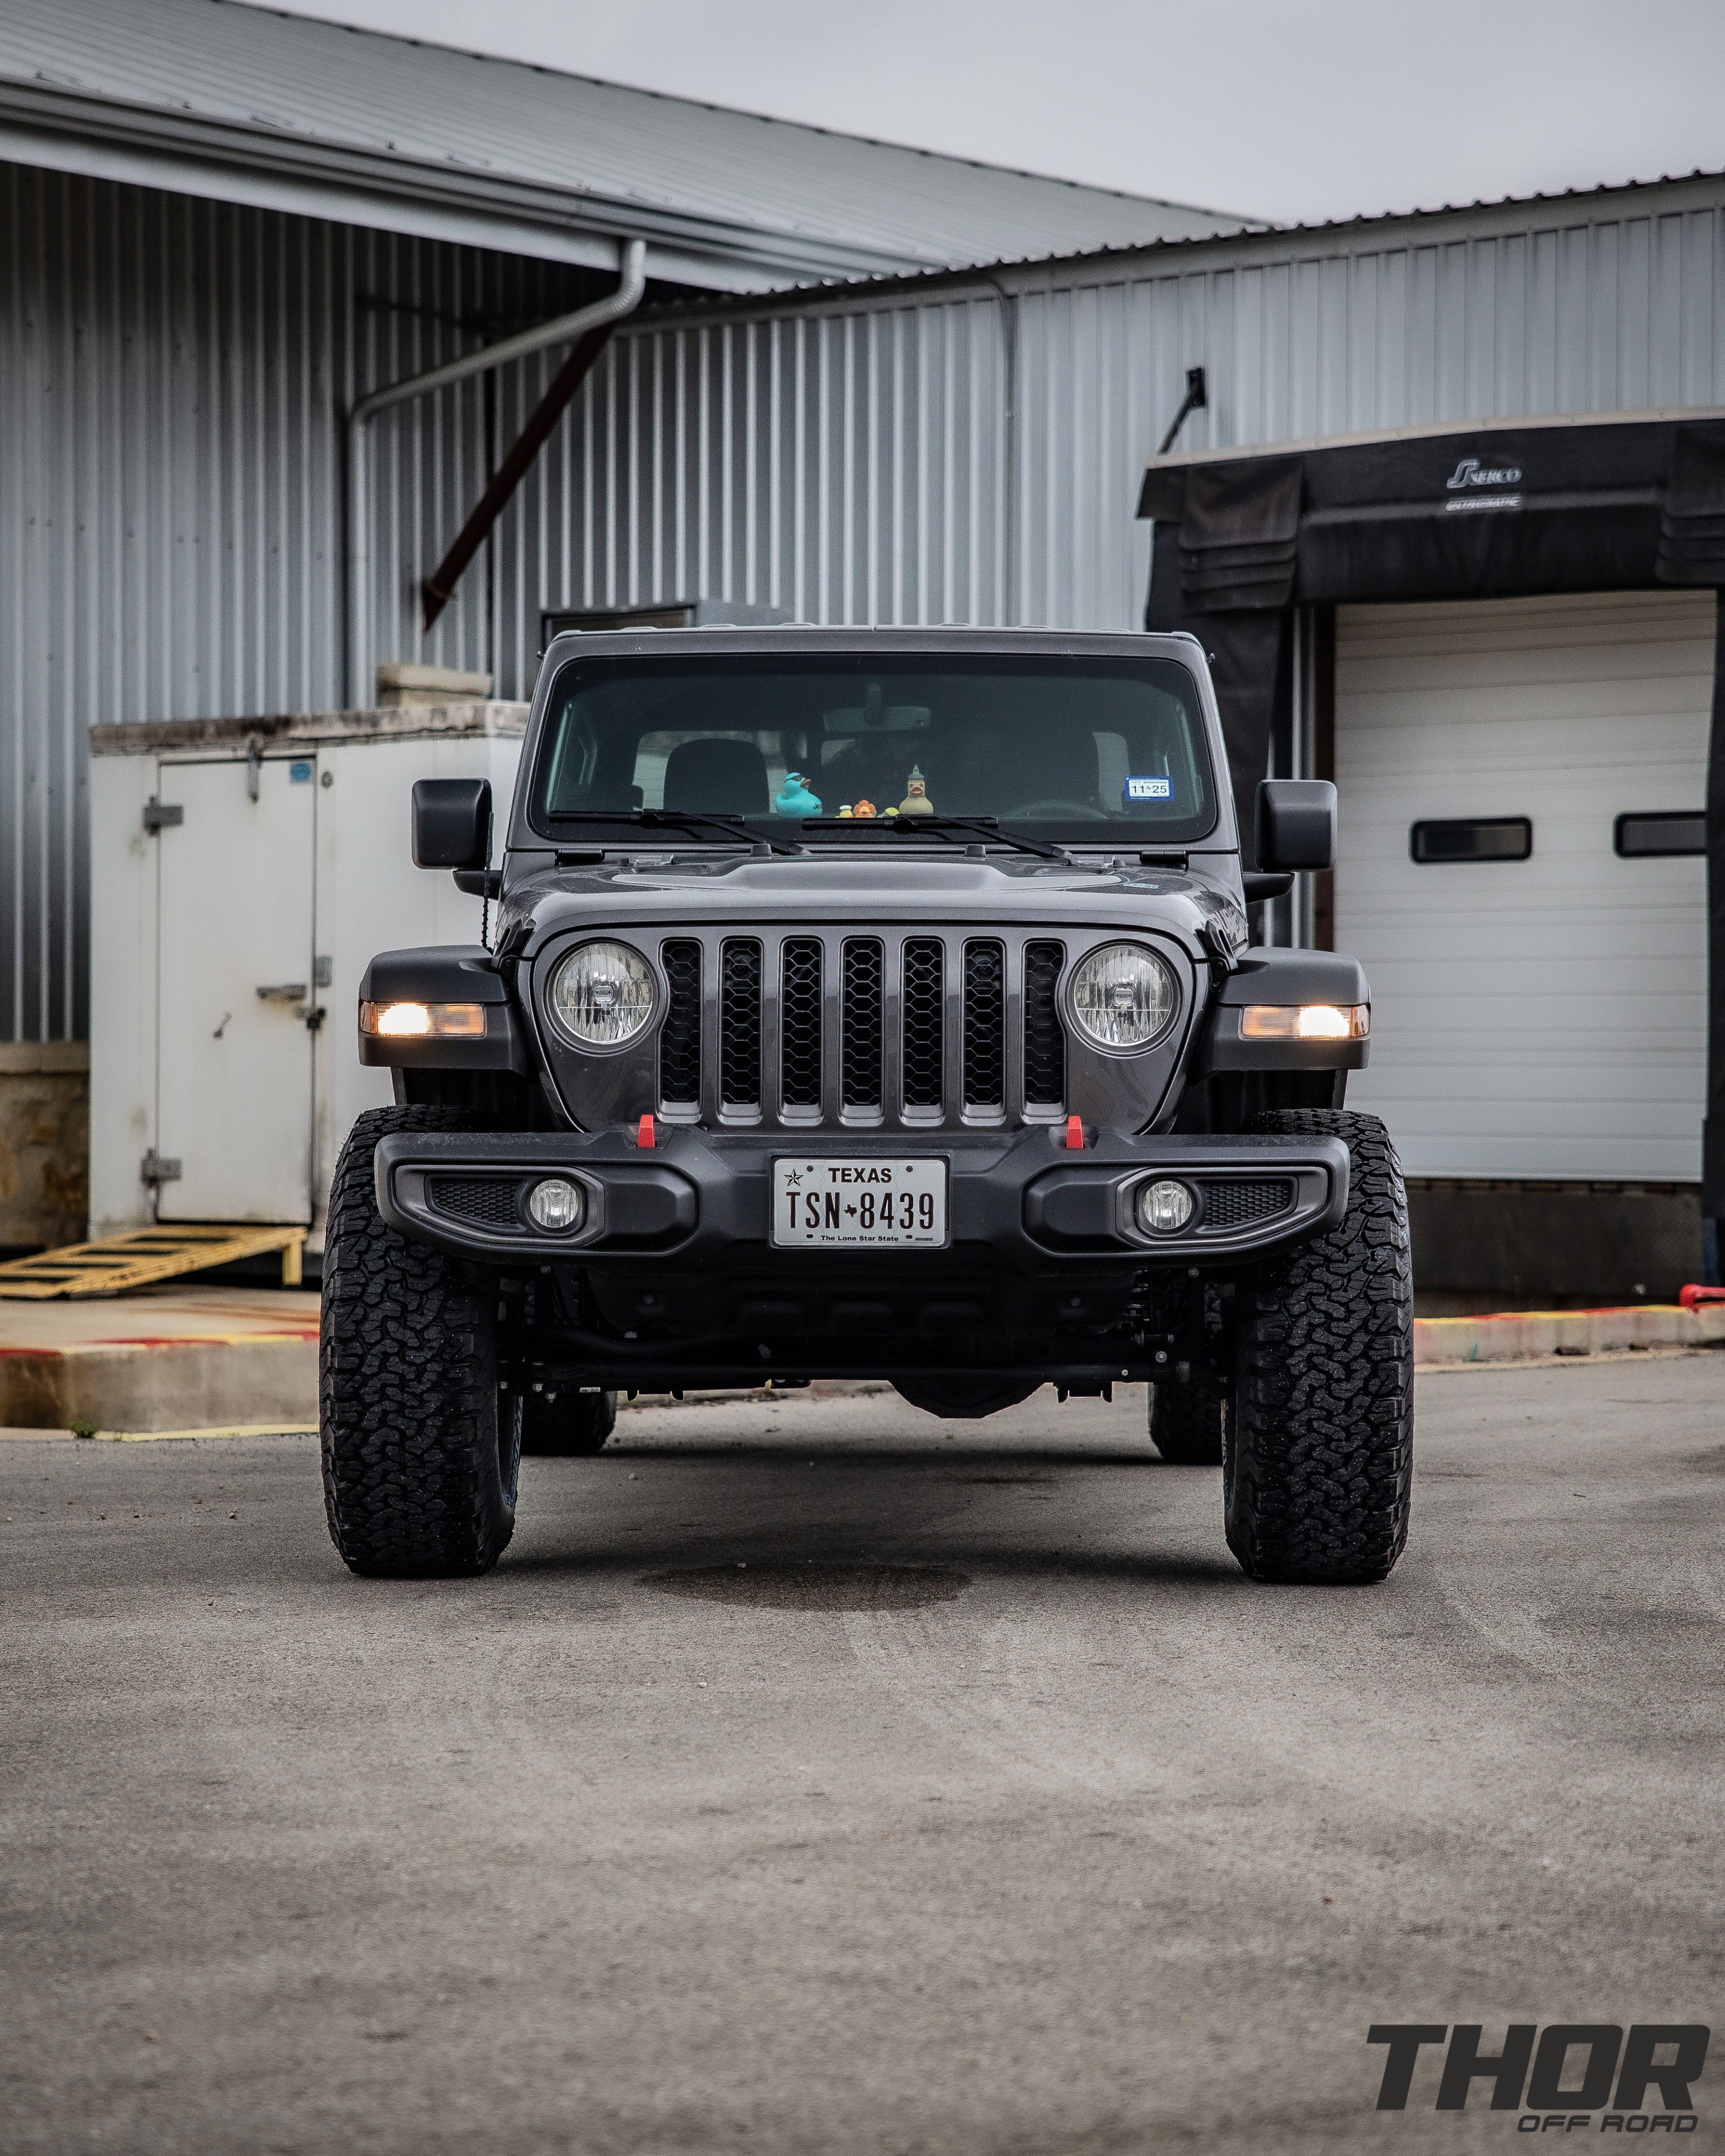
<box><xmin>837</xmin><ymin>804</ymin><xmax>853</xmax><ymax>819</ymax></box>
<box><xmin>898</xmin><ymin>765</ymin><xmax>934</xmax><ymax>814</ymax></box>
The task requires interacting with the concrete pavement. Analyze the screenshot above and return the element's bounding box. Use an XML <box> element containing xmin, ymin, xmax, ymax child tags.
<box><xmin>2</xmin><ymin>1359</ymin><xmax>1721</xmax><ymax>2153</ymax></box>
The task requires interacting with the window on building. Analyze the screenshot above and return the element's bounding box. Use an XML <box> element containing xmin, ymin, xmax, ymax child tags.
<box><xmin>1613</xmin><ymin>812</ymin><xmax>1706</xmax><ymax>858</ymax></box>
<box><xmin>1410</xmin><ymin>817</ymin><xmax>1533</xmax><ymax>864</ymax></box>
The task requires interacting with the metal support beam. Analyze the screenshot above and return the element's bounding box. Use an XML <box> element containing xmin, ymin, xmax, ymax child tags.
<box><xmin>345</xmin><ymin>239</ymin><xmax>646</xmax><ymax>704</ymax></box>
<box><xmin>420</xmin><ymin>322</ymin><xmax>616</xmax><ymax>632</ymax></box>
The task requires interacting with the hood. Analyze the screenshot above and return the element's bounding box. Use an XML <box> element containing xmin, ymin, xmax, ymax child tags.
<box><xmin>495</xmin><ymin>847</ymin><xmax>1247</xmax><ymax>966</ymax></box>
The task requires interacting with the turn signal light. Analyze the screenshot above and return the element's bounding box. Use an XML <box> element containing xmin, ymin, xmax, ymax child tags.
<box><xmin>360</xmin><ymin>1000</ymin><xmax>487</xmax><ymax>1038</ymax></box>
<box><xmin>1239</xmin><ymin>1003</ymin><xmax>1369</xmax><ymax>1041</ymax></box>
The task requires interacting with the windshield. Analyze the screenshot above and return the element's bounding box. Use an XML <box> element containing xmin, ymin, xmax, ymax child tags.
<box><xmin>527</xmin><ymin>653</ymin><xmax>1218</xmax><ymax>846</ymax></box>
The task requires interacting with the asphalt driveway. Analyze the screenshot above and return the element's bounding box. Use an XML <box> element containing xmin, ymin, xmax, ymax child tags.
<box><xmin>2</xmin><ymin>1356</ymin><xmax>1720</xmax><ymax>2153</ymax></box>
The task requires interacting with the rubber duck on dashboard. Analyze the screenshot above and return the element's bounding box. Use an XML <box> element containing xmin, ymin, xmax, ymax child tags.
<box><xmin>898</xmin><ymin>766</ymin><xmax>933</xmax><ymax>814</ymax></box>
<box><xmin>774</xmin><ymin>772</ymin><xmax>823</xmax><ymax>818</ymax></box>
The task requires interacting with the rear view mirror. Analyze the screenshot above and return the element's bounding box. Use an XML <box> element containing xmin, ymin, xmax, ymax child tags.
<box><xmin>412</xmin><ymin>779</ymin><xmax>492</xmax><ymax>870</ymax></box>
<box><xmin>1255</xmin><ymin>779</ymin><xmax>1336</xmax><ymax>873</ymax></box>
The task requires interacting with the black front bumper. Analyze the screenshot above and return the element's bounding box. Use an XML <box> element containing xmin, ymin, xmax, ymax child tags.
<box><xmin>374</xmin><ymin>1125</ymin><xmax>1348</xmax><ymax>1273</ymax></box>
<box><xmin>373</xmin><ymin>1126</ymin><xmax>1346</xmax><ymax>1387</ymax></box>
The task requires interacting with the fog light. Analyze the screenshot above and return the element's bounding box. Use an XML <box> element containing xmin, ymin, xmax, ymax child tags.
<box><xmin>1138</xmin><ymin>1178</ymin><xmax>1195</xmax><ymax>1234</ymax></box>
<box><xmin>527</xmin><ymin>1177</ymin><xmax>584</xmax><ymax>1232</ymax></box>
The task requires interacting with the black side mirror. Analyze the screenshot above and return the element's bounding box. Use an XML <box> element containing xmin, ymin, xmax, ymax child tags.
<box><xmin>1255</xmin><ymin>779</ymin><xmax>1336</xmax><ymax>872</ymax></box>
<box><xmin>411</xmin><ymin>778</ymin><xmax>492</xmax><ymax>870</ymax></box>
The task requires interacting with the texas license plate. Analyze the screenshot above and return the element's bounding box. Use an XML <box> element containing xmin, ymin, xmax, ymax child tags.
<box><xmin>770</xmin><ymin>1157</ymin><xmax>948</xmax><ymax>1248</ymax></box>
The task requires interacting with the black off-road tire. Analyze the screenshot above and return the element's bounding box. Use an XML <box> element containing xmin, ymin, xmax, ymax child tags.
<box><xmin>1150</xmin><ymin>1367</ymin><xmax>1226</xmax><ymax>1464</ymax></box>
<box><xmin>320</xmin><ymin>1105</ymin><xmax>520</xmax><ymax>1578</ymax></box>
<box><xmin>520</xmin><ymin>1386</ymin><xmax>617</xmax><ymax>1456</ymax></box>
<box><xmin>1224</xmin><ymin>1109</ymin><xmax>1413</xmax><ymax>1585</ymax></box>
<box><xmin>1149</xmin><ymin>1278</ymin><xmax>1227</xmax><ymax>1464</ymax></box>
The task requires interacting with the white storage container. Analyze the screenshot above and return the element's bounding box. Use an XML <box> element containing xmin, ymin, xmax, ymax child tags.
<box><xmin>88</xmin><ymin>702</ymin><xmax>526</xmax><ymax>1250</ymax></box>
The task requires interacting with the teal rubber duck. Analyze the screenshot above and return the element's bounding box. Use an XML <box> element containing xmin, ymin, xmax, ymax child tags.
<box><xmin>774</xmin><ymin>772</ymin><xmax>823</xmax><ymax>818</ymax></box>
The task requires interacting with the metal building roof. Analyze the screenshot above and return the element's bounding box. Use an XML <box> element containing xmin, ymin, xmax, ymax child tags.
<box><xmin>0</xmin><ymin>0</ymin><xmax>1257</xmax><ymax>291</ymax></box>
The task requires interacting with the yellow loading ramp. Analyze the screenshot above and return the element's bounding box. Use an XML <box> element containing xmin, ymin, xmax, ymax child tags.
<box><xmin>0</xmin><ymin>1224</ymin><xmax>306</xmax><ymax>1300</ymax></box>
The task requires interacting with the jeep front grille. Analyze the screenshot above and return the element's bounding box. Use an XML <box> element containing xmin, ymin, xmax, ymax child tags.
<box><xmin>962</xmin><ymin>940</ymin><xmax>1005</xmax><ymax>1110</ymax></box>
<box><xmin>1022</xmin><ymin>941</ymin><xmax>1066</xmax><ymax>1108</ymax></box>
<box><xmin>719</xmin><ymin>938</ymin><xmax>762</xmax><ymax>1110</ymax></box>
<box><xmin>840</xmin><ymin>938</ymin><xmax>884</xmax><ymax>1111</ymax></box>
<box><xmin>901</xmin><ymin>938</ymin><xmax>945</xmax><ymax>1110</ymax></box>
<box><xmin>651</xmin><ymin>929</ymin><xmax>1070</xmax><ymax>1131</ymax></box>
<box><xmin>779</xmin><ymin>938</ymin><xmax>824</xmax><ymax>1108</ymax></box>
<box><xmin>659</xmin><ymin>939</ymin><xmax>702</xmax><ymax>1108</ymax></box>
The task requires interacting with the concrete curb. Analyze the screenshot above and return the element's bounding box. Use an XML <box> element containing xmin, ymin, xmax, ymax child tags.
<box><xmin>0</xmin><ymin>1308</ymin><xmax>1717</xmax><ymax>1438</ymax></box>
<box><xmin>1415</xmin><ymin>1303</ymin><xmax>1725</xmax><ymax>1366</ymax></box>
<box><xmin>0</xmin><ymin>1332</ymin><xmax>318</xmax><ymax>1434</ymax></box>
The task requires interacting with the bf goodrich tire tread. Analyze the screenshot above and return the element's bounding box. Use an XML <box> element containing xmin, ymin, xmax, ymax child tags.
<box><xmin>1225</xmin><ymin>1108</ymin><xmax>1413</xmax><ymax>1585</ymax></box>
<box><xmin>320</xmin><ymin>1105</ymin><xmax>516</xmax><ymax>1578</ymax></box>
<box><xmin>520</xmin><ymin>1388</ymin><xmax>617</xmax><ymax>1456</ymax></box>
<box><xmin>1150</xmin><ymin>1371</ymin><xmax>1225</xmax><ymax>1465</ymax></box>
<box><xmin>1150</xmin><ymin>1277</ymin><xmax>1227</xmax><ymax>1465</ymax></box>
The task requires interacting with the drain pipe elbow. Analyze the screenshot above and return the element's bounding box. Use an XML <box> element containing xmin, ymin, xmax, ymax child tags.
<box><xmin>345</xmin><ymin>238</ymin><xmax>647</xmax><ymax>707</ymax></box>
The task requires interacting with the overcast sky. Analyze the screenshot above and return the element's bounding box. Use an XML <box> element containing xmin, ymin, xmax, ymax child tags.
<box><xmin>254</xmin><ymin>0</ymin><xmax>1722</xmax><ymax>228</ymax></box>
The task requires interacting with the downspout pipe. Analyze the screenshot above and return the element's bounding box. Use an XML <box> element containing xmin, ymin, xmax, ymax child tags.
<box><xmin>345</xmin><ymin>238</ymin><xmax>647</xmax><ymax>706</ymax></box>
<box><xmin>981</xmin><ymin>275</ymin><xmax>1019</xmax><ymax>627</ymax></box>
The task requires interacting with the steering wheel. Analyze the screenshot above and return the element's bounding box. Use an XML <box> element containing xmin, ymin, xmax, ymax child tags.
<box><xmin>1004</xmin><ymin>798</ymin><xmax>1109</xmax><ymax>821</ymax></box>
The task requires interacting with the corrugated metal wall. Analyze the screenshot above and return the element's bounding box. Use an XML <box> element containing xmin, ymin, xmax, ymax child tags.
<box><xmin>8</xmin><ymin>157</ymin><xmax>1725</xmax><ymax>1039</ymax></box>
<box><xmin>512</xmin><ymin>187</ymin><xmax>1725</xmax><ymax>651</ymax></box>
<box><xmin>1</xmin><ymin>160</ymin><xmax>593</xmax><ymax>1041</ymax></box>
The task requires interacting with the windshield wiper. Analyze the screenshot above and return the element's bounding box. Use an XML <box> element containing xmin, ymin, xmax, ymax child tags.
<box><xmin>547</xmin><ymin>808</ymin><xmax>799</xmax><ymax>856</ymax></box>
<box><xmin>798</xmin><ymin>813</ymin><xmax>1070</xmax><ymax>862</ymax></box>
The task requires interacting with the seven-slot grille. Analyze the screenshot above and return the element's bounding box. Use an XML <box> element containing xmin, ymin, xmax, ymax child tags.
<box><xmin>650</xmin><ymin>929</ymin><xmax>1071</xmax><ymax>1129</ymax></box>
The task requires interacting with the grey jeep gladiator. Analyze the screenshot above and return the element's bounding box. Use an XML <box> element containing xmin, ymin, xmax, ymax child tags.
<box><xmin>322</xmin><ymin>628</ymin><xmax>1412</xmax><ymax>1586</ymax></box>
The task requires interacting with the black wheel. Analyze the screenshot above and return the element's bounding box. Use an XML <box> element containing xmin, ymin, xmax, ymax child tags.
<box><xmin>1224</xmin><ymin>1109</ymin><xmax>1413</xmax><ymax>1585</ymax></box>
<box><xmin>1149</xmin><ymin>1279</ymin><xmax>1227</xmax><ymax>1464</ymax></box>
<box><xmin>1151</xmin><ymin>1367</ymin><xmax>1225</xmax><ymax>1464</ymax></box>
<box><xmin>320</xmin><ymin>1105</ymin><xmax>520</xmax><ymax>1579</ymax></box>
<box><xmin>520</xmin><ymin>1386</ymin><xmax>617</xmax><ymax>1456</ymax></box>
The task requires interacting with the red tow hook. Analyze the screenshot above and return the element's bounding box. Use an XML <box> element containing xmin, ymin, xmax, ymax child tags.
<box><xmin>1679</xmin><ymin>1283</ymin><xmax>1725</xmax><ymax>1308</ymax></box>
<box><xmin>1065</xmin><ymin>1115</ymin><xmax>1086</xmax><ymax>1151</ymax></box>
<box><xmin>636</xmin><ymin>1112</ymin><xmax>657</xmax><ymax>1149</ymax></box>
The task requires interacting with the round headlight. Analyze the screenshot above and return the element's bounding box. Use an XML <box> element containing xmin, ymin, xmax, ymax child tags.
<box><xmin>1070</xmin><ymin>944</ymin><xmax>1176</xmax><ymax>1051</ymax></box>
<box><xmin>527</xmin><ymin>1177</ymin><xmax>584</xmax><ymax>1233</ymax></box>
<box><xmin>549</xmin><ymin>941</ymin><xmax>656</xmax><ymax>1048</ymax></box>
<box><xmin>1137</xmin><ymin>1178</ymin><xmax>1195</xmax><ymax>1234</ymax></box>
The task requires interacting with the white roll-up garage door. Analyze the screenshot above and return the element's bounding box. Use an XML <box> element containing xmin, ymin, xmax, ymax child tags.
<box><xmin>1333</xmin><ymin>589</ymin><xmax>1715</xmax><ymax>1181</ymax></box>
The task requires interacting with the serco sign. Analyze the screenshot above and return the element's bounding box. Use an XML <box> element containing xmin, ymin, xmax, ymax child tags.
<box><xmin>1447</xmin><ymin>455</ymin><xmax>1525</xmax><ymax>489</ymax></box>
<box><xmin>1443</xmin><ymin>453</ymin><xmax>1524</xmax><ymax>513</ymax></box>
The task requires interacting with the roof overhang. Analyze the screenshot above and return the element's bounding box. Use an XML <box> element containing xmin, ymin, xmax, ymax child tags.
<box><xmin>0</xmin><ymin>81</ymin><xmax>944</xmax><ymax>293</ymax></box>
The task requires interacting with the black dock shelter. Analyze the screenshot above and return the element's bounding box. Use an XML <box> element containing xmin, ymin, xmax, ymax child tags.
<box><xmin>1141</xmin><ymin>414</ymin><xmax>1725</xmax><ymax>1274</ymax></box>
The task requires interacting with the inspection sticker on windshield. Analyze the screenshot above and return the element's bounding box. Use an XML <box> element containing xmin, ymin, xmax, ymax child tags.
<box><xmin>771</xmin><ymin>1157</ymin><xmax>948</xmax><ymax>1247</ymax></box>
<box><xmin>1124</xmin><ymin>775</ymin><xmax>1173</xmax><ymax>803</ymax></box>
